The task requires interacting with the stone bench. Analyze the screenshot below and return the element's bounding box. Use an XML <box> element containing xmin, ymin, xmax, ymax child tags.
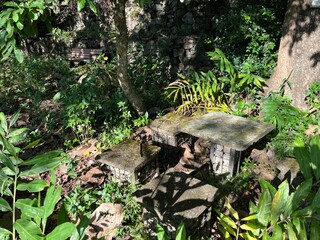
<box><xmin>67</xmin><ymin>48</ymin><xmax>103</xmax><ymax>63</ymax></box>
<box><xmin>96</xmin><ymin>140</ymin><xmax>161</xmax><ymax>183</ymax></box>
<box><xmin>134</xmin><ymin>168</ymin><xmax>217</xmax><ymax>238</ymax></box>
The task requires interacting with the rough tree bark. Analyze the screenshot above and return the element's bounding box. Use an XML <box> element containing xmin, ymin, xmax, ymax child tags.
<box><xmin>266</xmin><ymin>0</ymin><xmax>320</xmax><ymax>109</ymax></box>
<box><xmin>113</xmin><ymin>0</ymin><xmax>146</xmax><ymax>115</ymax></box>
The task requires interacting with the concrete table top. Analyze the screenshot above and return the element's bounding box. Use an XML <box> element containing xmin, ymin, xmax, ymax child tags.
<box><xmin>178</xmin><ymin>112</ymin><xmax>275</xmax><ymax>151</ymax></box>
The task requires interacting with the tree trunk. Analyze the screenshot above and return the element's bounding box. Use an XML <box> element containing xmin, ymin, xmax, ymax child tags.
<box><xmin>113</xmin><ymin>0</ymin><xmax>146</xmax><ymax>115</ymax></box>
<box><xmin>266</xmin><ymin>0</ymin><xmax>320</xmax><ymax>109</ymax></box>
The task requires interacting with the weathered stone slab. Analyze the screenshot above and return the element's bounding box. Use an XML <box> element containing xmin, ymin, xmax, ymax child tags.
<box><xmin>96</xmin><ymin>140</ymin><xmax>161</xmax><ymax>183</ymax></box>
<box><xmin>134</xmin><ymin>168</ymin><xmax>217</xmax><ymax>237</ymax></box>
<box><xmin>149</xmin><ymin>112</ymin><xmax>195</xmax><ymax>146</ymax></box>
<box><xmin>178</xmin><ymin>112</ymin><xmax>275</xmax><ymax>151</ymax></box>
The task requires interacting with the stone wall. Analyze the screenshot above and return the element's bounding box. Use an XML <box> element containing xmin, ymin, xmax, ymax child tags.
<box><xmin>128</xmin><ymin>0</ymin><xmax>225</xmax><ymax>75</ymax></box>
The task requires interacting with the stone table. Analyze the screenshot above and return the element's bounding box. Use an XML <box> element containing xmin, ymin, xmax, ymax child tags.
<box><xmin>178</xmin><ymin>112</ymin><xmax>275</xmax><ymax>176</ymax></box>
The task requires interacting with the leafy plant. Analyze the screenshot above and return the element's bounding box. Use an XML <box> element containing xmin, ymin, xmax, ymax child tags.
<box><xmin>166</xmin><ymin>48</ymin><xmax>265</xmax><ymax>114</ymax></box>
<box><xmin>157</xmin><ymin>222</ymin><xmax>190</xmax><ymax>240</ymax></box>
<box><xmin>305</xmin><ymin>81</ymin><xmax>320</xmax><ymax>117</ymax></box>
<box><xmin>63</xmin><ymin>181</ymin><xmax>143</xmax><ymax>238</ymax></box>
<box><xmin>294</xmin><ymin>136</ymin><xmax>320</xmax><ymax>181</ymax></box>
<box><xmin>0</xmin><ymin>0</ymin><xmax>56</xmax><ymax>62</ymax></box>
<box><xmin>216</xmin><ymin>135</ymin><xmax>320</xmax><ymax>239</ymax></box>
<box><xmin>216</xmin><ymin>178</ymin><xmax>320</xmax><ymax>239</ymax></box>
<box><xmin>0</xmin><ymin>112</ymin><xmax>75</xmax><ymax>239</ymax></box>
<box><xmin>211</xmin><ymin>1</ymin><xmax>285</xmax><ymax>77</ymax></box>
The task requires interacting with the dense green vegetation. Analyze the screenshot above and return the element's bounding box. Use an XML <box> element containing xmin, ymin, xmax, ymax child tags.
<box><xmin>1</xmin><ymin>0</ymin><xmax>319</xmax><ymax>239</ymax></box>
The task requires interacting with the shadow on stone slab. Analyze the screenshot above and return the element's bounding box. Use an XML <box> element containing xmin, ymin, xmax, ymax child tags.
<box><xmin>134</xmin><ymin>168</ymin><xmax>218</xmax><ymax>237</ymax></box>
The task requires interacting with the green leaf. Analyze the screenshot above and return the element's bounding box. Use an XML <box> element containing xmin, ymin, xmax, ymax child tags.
<box><xmin>225</xmin><ymin>197</ymin><xmax>239</xmax><ymax>220</ymax></box>
<box><xmin>9</xmin><ymin>111</ymin><xmax>19</xmax><ymax>128</ymax></box>
<box><xmin>4</xmin><ymin>1</ymin><xmax>19</xmax><ymax>7</ymax></box>
<box><xmin>271</xmin><ymin>180</ymin><xmax>289</xmax><ymax>226</ymax></box>
<box><xmin>77</xmin><ymin>0</ymin><xmax>86</xmax><ymax>11</ymax></box>
<box><xmin>257</xmin><ymin>187</ymin><xmax>272</xmax><ymax>226</ymax></box>
<box><xmin>14</xmin><ymin>47</ymin><xmax>24</xmax><ymax>63</ymax></box>
<box><xmin>23</xmin><ymin>138</ymin><xmax>42</xmax><ymax>150</ymax></box>
<box><xmin>294</xmin><ymin>138</ymin><xmax>312</xmax><ymax>179</ymax></box>
<box><xmin>70</xmin><ymin>216</ymin><xmax>90</xmax><ymax>240</ymax></box>
<box><xmin>14</xmin><ymin>219</ymin><xmax>43</xmax><ymax>240</ymax></box>
<box><xmin>42</xmin><ymin>186</ymin><xmax>61</xmax><ymax>219</ymax></box>
<box><xmin>156</xmin><ymin>224</ymin><xmax>169</xmax><ymax>240</ymax></box>
<box><xmin>20</xmin><ymin>157</ymin><xmax>62</xmax><ymax>177</ymax></box>
<box><xmin>7</xmin><ymin>128</ymin><xmax>28</xmax><ymax>139</ymax></box>
<box><xmin>17</xmin><ymin>179</ymin><xmax>48</xmax><ymax>192</ymax></box>
<box><xmin>310</xmin><ymin>218</ymin><xmax>320</xmax><ymax>240</ymax></box>
<box><xmin>46</xmin><ymin>222</ymin><xmax>75</xmax><ymax>240</ymax></box>
<box><xmin>12</xmin><ymin>11</ymin><xmax>19</xmax><ymax>22</ymax></box>
<box><xmin>287</xmin><ymin>221</ymin><xmax>298</xmax><ymax>240</ymax></box>
<box><xmin>16</xmin><ymin>199</ymin><xmax>43</xmax><ymax>219</ymax></box>
<box><xmin>0</xmin><ymin>197</ymin><xmax>12</xmax><ymax>212</ymax></box>
<box><xmin>310</xmin><ymin>136</ymin><xmax>320</xmax><ymax>180</ymax></box>
<box><xmin>240</xmin><ymin>222</ymin><xmax>261</xmax><ymax>231</ymax></box>
<box><xmin>0</xmin><ymin>134</ymin><xmax>18</xmax><ymax>158</ymax></box>
<box><xmin>16</xmin><ymin>21</ymin><xmax>24</xmax><ymax>30</ymax></box>
<box><xmin>290</xmin><ymin>179</ymin><xmax>312</xmax><ymax>214</ymax></box>
<box><xmin>87</xmin><ymin>0</ymin><xmax>97</xmax><ymax>14</ymax></box>
<box><xmin>0</xmin><ymin>152</ymin><xmax>17</xmax><ymax>174</ymax></box>
<box><xmin>175</xmin><ymin>222</ymin><xmax>187</xmax><ymax>240</ymax></box>
<box><xmin>0</xmin><ymin>227</ymin><xmax>12</xmax><ymax>238</ymax></box>
<box><xmin>0</xmin><ymin>112</ymin><xmax>8</xmax><ymax>133</ymax></box>
<box><xmin>21</xmin><ymin>151</ymin><xmax>61</xmax><ymax>166</ymax></box>
<box><xmin>273</xmin><ymin>224</ymin><xmax>283</xmax><ymax>239</ymax></box>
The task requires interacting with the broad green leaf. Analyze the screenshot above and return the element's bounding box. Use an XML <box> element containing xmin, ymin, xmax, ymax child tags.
<box><xmin>217</xmin><ymin>216</ymin><xmax>237</xmax><ymax>237</ymax></box>
<box><xmin>46</xmin><ymin>222</ymin><xmax>75</xmax><ymax>240</ymax></box>
<box><xmin>260</xmin><ymin>179</ymin><xmax>276</xmax><ymax>196</ymax></box>
<box><xmin>16</xmin><ymin>199</ymin><xmax>43</xmax><ymax>219</ymax></box>
<box><xmin>310</xmin><ymin>218</ymin><xmax>320</xmax><ymax>240</ymax></box>
<box><xmin>20</xmin><ymin>157</ymin><xmax>62</xmax><ymax>177</ymax></box>
<box><xmin>310</xmin><ymin>136</ymin><xmax>320</xmax><ymax>180</ymax></box>
<box><xmin>14</xmin><ymin>47</ymin><xmax>24</xmax><ymax>63</ymax></box>
<box><xmin>0</xmin><ymin>197</ymin><xmax>12</xmax><ymax>212</ymax></box>
<box><xmin>273</xmin><ymin>224</ymin><xmax>283</xmax><ymax>239</ymax></box>
<box><xmin>14</xmin><ymin>219</ymin><xmax>43</xmax><ymax>240</ymax></box>
<box><xmin>257</xmin><ymin>190</ymin><xmax>272</xmax><ymax>226</ymax></box>
<box><xmin>4</xmin><ymin>1</ymin><xmax>19</xmax><ymax>7</ymax></box>
<box><xmin>17</xmin><ymin>179</ymin><xmax>48</xmax><ymax>192</ymax></box>
<box><xmin>175</xmin><ymin>222</ymin><xmax>187</xmax><ymax>240</ymax></box>
<box><xmin>290</xmin><ymin>179</ymin><xmax>312</xmax><ymax>214</ymax></box>
<box><xmin>21</xmin><ymin>151</ymin><xmax>61</xmax><ymax>166</ymax></box>
<box><xmin>240</xmin><ymin>232</ymin><xmax>257</xmax><ymax>240</ymax></box>
<box><xmin>0</xmin><ymin>153</ymin><xmax>17</xmax><ymax>173</ymax></box>
<box><xmin>9</xmin><ymin>111</ymin><xmax>19</xmax><ymax>128</ymax></box>
<box><xmin>311</xmin><ymin>188</ymin><xmax>320</xmax><ymax>213</ymax></box>
<box><xmin>23</xmin><ymin>138</ymin><xmax>42</xmax><ymax>150</ymax></box>
<box><xmin>0</xmin><ymin>112</ymin><xmax>8</xmax><ymax>134</ymax></box>
<box><xmin>0</xmin><ymin>227</ymin><xmax>12</xmax><ymax>238</ymax></box>
<box><xmin>225</xmin><ymin>198</ymin><xmax>239</xmax><ymax>220</ymax></box>
<box><xmin>240</xmin><ymin>222</ymin><xmax>261</xmax><ymax>231</ymax></box>
<box><xmin>42</xmin><ymin>185</ymin><xmax>61</xmax><ymax>219</ymax></box>
<box><xmin>77</xmin><ymin>0</ymin><xmax>86</xmax><ymax>11</ymax></box>
<box><xmin>0</xmin><ymin>135</ymin><xmax>17</xmax><ymax>158</ymax></box>
<box><xmin>70</xmin><ymin>216</ymin><xmax>89</xmax><ymax>240</ymax></box>
<box><xmin>12</xmin><ymin>11</ymin><xmax>19</xmax><ymax>22</ymax></box>
<box><xmin>294</xmin><ymin>138</ymin><xmax>312</xmax><ymax>179</ymax></box>
<box><xmin>156</xmin><ymin>224</ymin><xmax>169</xmax><ymax>240</ymax></box>
<box><xmin>87</xmin><ymin>0</ymin><xmax>97</xmax><ymax>14</ymax></box>
<box><xmin>271</xmin><ymin>180</ymin><xmax>289</xmax><ymax>226</ymax></box>
<box><xmin>6</xmin><ymin>22</ymin><xmax>14</xmax><ymax>39</ymax></box>
<box><xmin>242</xmin><ymin>214</ymin><xmax>257</xmax><ymax>221</ymax></box>
<box><xmin>7</xmin><ymin>127</ymin><xmax>28</xmax><ymax>139</ymax></box>
<box><xmin>287</xmin><ymin>221</ymin><xmax>298</xmax><ymax>240</ymax></box>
